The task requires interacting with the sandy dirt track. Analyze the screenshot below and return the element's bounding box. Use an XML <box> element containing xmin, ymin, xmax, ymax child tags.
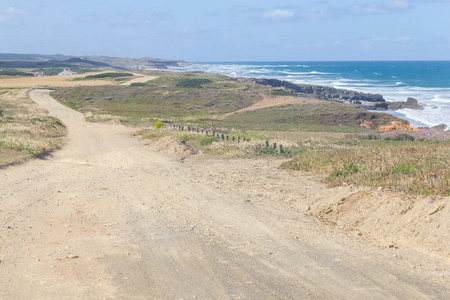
<box><xmin>0</xmin><ymin>89</ymin><xmax>448</xmax><ymax>299</ymax></box>
<box><xmin>0</xmin><ymin>72</ymin><xmax>115</xmax><ymax>88</ymax></box>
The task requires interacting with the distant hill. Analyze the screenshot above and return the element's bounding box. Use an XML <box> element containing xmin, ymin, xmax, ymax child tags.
<box><xmin>0</xmin><ymin>53</ymin><xmax>191</xmax><ymax>70</ymax></box>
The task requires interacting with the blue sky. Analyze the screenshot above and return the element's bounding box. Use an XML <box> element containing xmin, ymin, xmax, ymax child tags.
<box><xmin>1</xmin><ymin>0</ymin><xmax>449</xmax><ymax>61</ymax></box>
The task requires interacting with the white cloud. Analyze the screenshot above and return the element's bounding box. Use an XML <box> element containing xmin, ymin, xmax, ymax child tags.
<box><xmin>262</xmin><ymin>9</ymin><xmax>295</xmax><ymax>20</ymax></box>
<box><xmin>235</xmin><ymin>0</ymin><xmax>448</xmax><ymax>22</ymax></box>
<box><xmin>0</xmin><ymin>6</ymin><xmax>25</xmax><ymax>22</ymax></box>
<box><xmin>350</xmin><ymin>0</ymin><xmax>412</xmax><ymax>15</ymax></box>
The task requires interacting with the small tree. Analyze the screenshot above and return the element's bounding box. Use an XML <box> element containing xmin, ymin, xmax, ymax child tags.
<box><xmin>154</xmin><ymin>121</ymin><xmax>163</xmax><ymax>129</ymax></box>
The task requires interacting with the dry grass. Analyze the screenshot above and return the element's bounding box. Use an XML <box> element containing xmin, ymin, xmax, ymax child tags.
<box><xmin>0</xmin><ymin>89</ymin><xmax>67</xmax><ymax>167</ymax></box>
<box><xmin>281</xmin><ymin>138</ymin><xmax>450</xmax><ymax>196</ymax></box>
<box><xmin>0</xmin><ymin>71</ymin><xmax>126</xmax><ymax>88</ymax></box>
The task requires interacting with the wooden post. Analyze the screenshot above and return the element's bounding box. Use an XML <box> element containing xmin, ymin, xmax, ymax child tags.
<box><xmin>278</xmin><ymin>144</ymin><xmax>284</xmax><ymax>154</ymax></box>
<box><xmin>232</xmin><ymin>136</ymin><xmax>235</xmax><ymax>142</ymax></box>
<box><xmin>273</xmin><ymin>142</ymin><xmax>277</xmax><ymax>149</ymax></box>
<box><xmin>265</xmin><ymin>140</ymin><xmax>269</xmax><ymax>147</ymax></box>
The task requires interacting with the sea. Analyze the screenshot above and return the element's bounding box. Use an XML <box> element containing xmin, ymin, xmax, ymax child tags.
<box><xmin>178</xmin><ymin>61</ymin><xmax>450</xmax><ymax>128</ymax></box>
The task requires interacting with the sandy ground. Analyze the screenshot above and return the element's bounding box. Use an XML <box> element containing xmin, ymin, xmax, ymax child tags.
<box><xmin>0</xmin><ymin>89</ymin><xmax>448</xmax><ymax>299</ymax></box>
<box><xmin>0</xmin><ymin>72</ymin><xmax>118</xmax><ymax>88</ymax></box>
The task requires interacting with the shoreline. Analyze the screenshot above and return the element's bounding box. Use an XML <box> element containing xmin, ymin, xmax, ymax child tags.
<box><xmin>176</xmin><ymin>62</ymin><xmax>450</xmax><ymax>129</ymax></box>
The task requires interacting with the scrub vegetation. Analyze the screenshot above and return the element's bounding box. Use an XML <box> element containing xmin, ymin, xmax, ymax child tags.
<box><xmin>0</xmin><ymin>88</ymin><xmax>67</xmax><ymax>167</ymax></box>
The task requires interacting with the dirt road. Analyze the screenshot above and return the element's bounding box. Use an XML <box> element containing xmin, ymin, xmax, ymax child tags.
<box><xmin>0</xmin><ymin>89</ymin><xmax>448</xmax><ymax>299</ymax></box>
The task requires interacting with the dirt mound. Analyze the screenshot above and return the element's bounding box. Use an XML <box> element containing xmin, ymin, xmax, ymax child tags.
<box><xmin>153</xmin><ymin>135</ymin><xmax>198</xmax><ymax>157</ymax></box>
<box><xmin>316</xmin><ymin>190</ymin><xmax>449</xmax><ymax>258</ymax></box>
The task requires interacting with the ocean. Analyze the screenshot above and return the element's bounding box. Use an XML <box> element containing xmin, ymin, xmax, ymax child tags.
<box><xmin>178</xmin><ymin>61</ymin><xmax>450</xmax><ymax>128</ymax></box>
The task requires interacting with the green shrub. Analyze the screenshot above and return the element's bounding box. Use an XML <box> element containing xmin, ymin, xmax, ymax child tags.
<box><xmin>154</xmin><ymin>121</ymin><xmax>163</xmax><ymax>128</ymax></box>
<box><xmin>84</xmin><ymin>72</ymin><xmax>133</xmax><ymax>79</ymax></box>
<box><xmin>329</xmin><ymin>162</ymin><xmax>359</xmax><ymax>178</ymax></box>
<box><xmin>178</xmin><ymin>134</ymin><xmax>190</xmax><ymax>142</ymax></box>
<box><xmin>199</xmin><ymin>136</ymin><xmax>218</xmax><ymax>145</ymax></box>
<box><xmin>130</xmin><ymin>82</ymin><xmax>146</xmax><ymax>86</ymax></box>
<box><xmin>176</xmin><ymin>79</ymin><xmax>213</xmax><ymax>88</ymax></box>
<box><xmin>271</xmin><ymin>90</ymin><xmax>292</xmax><ymax>96</ymax></box>
<box><xmin>393</xmin><ymin>163</ymin><xmax>417</xmax><ymax>174</ymax></box>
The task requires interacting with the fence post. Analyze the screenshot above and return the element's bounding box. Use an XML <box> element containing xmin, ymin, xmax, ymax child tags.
<box><xmin>278</xmin><ymin>144</ymin><xmax>284</xmax><ymax>154</ymax></box>
<box><xmin>273</xmin><ymin>142</ymin><xmax>277</xmax><ymax>149</ymax></box>
<box><xmin>265</xmin><ymin>140</ymin><xmax>269</xmax><ymax>147</ymax></box>
<box><xmin>232</xmin><ymin>136</ymin><xmax>235</xmax><ymax>142</ymax></box>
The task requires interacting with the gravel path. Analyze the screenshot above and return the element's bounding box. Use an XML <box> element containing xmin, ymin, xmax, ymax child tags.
<box><xmin>0</xmin><ymin>89</ymin><xmax>448</xmax><ymax>299</ymax></box>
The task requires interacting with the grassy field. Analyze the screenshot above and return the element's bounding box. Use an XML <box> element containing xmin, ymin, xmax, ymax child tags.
<box><xmin>51</xmin><ymin>71</ymin><xmax>271</xmax><ymax>122</ymax></box>
<box><xmin>0</xmin><ymin>88</ymin><xmax>67</xmax><ymax>167</ymax></box>
<box><xmin>217</xmin><ymin>102</ymin><xmax>397</xmax><ymax>133</ymax></box>
<box><xmin>281</xmin><ymin>132</ymin><xmax>450</xmax><ymax>196</ymax></box>
<box><xmin>51</xmin><ymin>71</ymin><xmax>402</xmax><ymax>131</ymax></box>
<box><xmin>141</xmin><ymin>125</ymin><xmax>450</xmax><ymax>196</ymax></box>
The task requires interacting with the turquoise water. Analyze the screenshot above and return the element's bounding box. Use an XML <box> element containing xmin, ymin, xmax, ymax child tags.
<box><xmin>180</xmin><ymin>61</ymin><xmax>450</xmax><ymax>128</ymax></box>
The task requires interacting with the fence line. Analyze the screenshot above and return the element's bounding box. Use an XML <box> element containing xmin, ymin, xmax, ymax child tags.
<box><xmin>171</xmin><ymin>124</ymin><xmax>284</xmax><ymax>154</ymax></box>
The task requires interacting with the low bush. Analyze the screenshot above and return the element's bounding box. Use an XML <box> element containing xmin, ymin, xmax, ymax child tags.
<box><xmin>176</xmin><ymin>78</ymin><xmax>213</xmax><ymax>88</ymax></box>
<box><xmin>199</xmin><ymin>136</ymin><xmax>218</xmax><ymax>145</ymax></box>
<box><xmin>130</xmin><ymin>82</ymin><xmax>146</xmax><ymax>86</ymax></box>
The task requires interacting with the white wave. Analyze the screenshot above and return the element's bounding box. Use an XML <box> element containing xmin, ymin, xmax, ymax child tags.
<box><xmin>430</xmin><ymin>95</ymin><xmax>450</xmax><ymax>103</ymax></box>
<box><xmin>182</xmin><ymin>62</ymin><xmax>450</xmax><ymax>127</ymax></box>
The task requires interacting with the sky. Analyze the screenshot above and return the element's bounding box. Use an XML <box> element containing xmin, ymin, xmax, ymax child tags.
<box><xmin>1</xmin><ymin>0</ymin><xmax>450</xmax><ymax>62</ymax></box>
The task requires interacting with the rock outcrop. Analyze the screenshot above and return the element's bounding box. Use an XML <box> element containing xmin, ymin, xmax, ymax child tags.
<box><xmin>430</xmin><ymin>123</ymin><xmax>447</xmax><ymax>131</ymax></box>
<box><xmin>245</xmin><ymin>78</ymin><xmax>385</xmax><ymax>104</ymax></box>
<box><xmin>244</xmin><ymin>77</ymin><xmax>424</xmax><ymax>112</ymax></box>
<box><xmin>374</xmin><ymin>97</ymin><xmax>422</xmax><ymax>110</ymax></box>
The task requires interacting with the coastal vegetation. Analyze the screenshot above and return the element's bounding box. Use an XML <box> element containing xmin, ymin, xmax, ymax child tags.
<box><xmin>51</xmin><ymin>71</ymin><xmax>270</xmax><ymax>120</ymax></box>
<box><xmin>0</xmin><ymin>88</ymin><xmax>67</xmax><ymax>167</ymax></box>
<box><xmin>281</xmin><ymin>133</ymin><xmax>450</xmax><ymax>196</ymax></box>
<box><xmin>51</xmin><ymin>71</ymin><xmax>399</xmax><ymax>132</ymax></box>
<box><xmin>2</xmin><ymin>67</ymin><xmax>448</xmax><ymax>196</ymax></box>
<box><xmin>75</xmin><ymin>72</ymin><xmax>134</xmax><ymax>80</ymax></box>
